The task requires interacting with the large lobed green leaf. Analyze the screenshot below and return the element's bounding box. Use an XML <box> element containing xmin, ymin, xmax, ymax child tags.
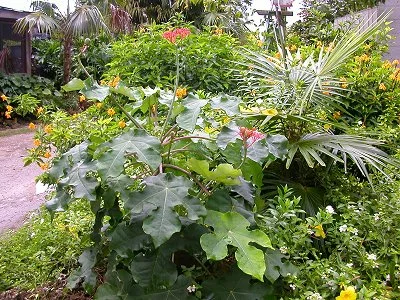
<box><xmin>200</xmin><ymin>211</ymin><xmax>273</xmax><ymax>281</ymax></box>
<box><xmin>124</xmin><ymin>173</ymin><xmax>206</xmax><ymax>247</ymax></box>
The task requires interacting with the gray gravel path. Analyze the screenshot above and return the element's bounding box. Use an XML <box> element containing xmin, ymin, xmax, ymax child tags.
<box><xmin>0</xmin><ymin>132</ymin><xmax>44</xmax><ymax>234</ymax></box>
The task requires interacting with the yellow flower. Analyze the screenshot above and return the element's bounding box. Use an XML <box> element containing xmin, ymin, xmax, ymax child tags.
<box><xmin>341</xmin><ymin>82</ymin><xmax>348</xmax><ymax>88</ymax></box>
<box><xmin>176</xmin><ymin>87</ymin><xmax>187</xmax><ymax>99</ymax></box>
<box><xmin>327</xmin><ymin>42</ymin><xmax>335</xmax><ymax>52</ymax></box>
<box><xmin>6</xmin><ymin>105</ymin><xmax>13</xmax><ymax>112</ymax></box>
<box><xmin>336</xmin><ymin>286</ymin><xmax>357</xmax><ymax>300</ymax></box>
<box><xmin>364</xmin><ymin>43</ymin><xmax>372</xmax><ymax>50</ymax></box>
<box><xmin>333</xmin><ymin>111</ymin><xmax>341</xmax><ymax>120</ymax></box>
<box><xmin>261</xmin><ymin>108</ymin><xmax>278</xmax><ymax>116</ymax></box>
<box><xmin>322</xmin><ymin>90</ymin><xmax>331</xmax><ymax>96</ymax></box>
<box><xmin>44</xmin><ymin>125</ymin><xmax>52</xmax><ymax>134</ymax></box>
<box><xmin>96</xmin><ymin>102</ymin><xmax>103</xmax><ymax>109</ymax></box>
<box><xmin>257</xmin><ymin>40</ymin><xmax>264</xmax><ymax>47</ymax></box>
<box><xmin>44</xmin><ymin>151</ymin><xmax>51</xmax><ymax>159</ymax></box>
<box><xmin>4</xmin><ymin>111</ymin><xmax>11</xmax><ymax>119</ymax></box>
<box><xmin>316</xmin><ymin>41</ymin><xmax>323</xmax><ymax>48</ymax></box>
<box><xmin>107</xmin><ymin>108</ymin><xmax>116</xmax><ymax>116</ymax></box>
<box><xmin>314</xmin><ymin>224</ymin><xmax>326</xmax><ymax>238</ymax></box>
<box><xmin>289</xmin><ymin>44</ymin><xmax>297</xmax><ymax>51</ymax></box>
<box><xmin>39</xmin><ymin>162</ymin><xmax>49</xmax><ymax>171</ymax></box>
<box><xmin>118</xmin><ymin>120</ymin><xmax>126</xmax><ymax>128</ymax></box>
<box><xmin>392</xmin><ymin>59</ymin><xmax>399</xmax><ymax>66</ymax></box>
<box><xmin>383</xmin><ymin>60</ymin><xmax>392</xmax><ymax>69</ymax></box>
<box><xmin>274</xmin><ymin>52</ymin><xmax>281</xmax><ymax>59</ymax></box>
<box><xmin>109</xmin><ymin>76</ymin><xmax>121</xmax><ymax>88</ymax></box>
<box><xmin>1</xmin><ymin>94</ymin><xmax>7</xmax><ymax>101</ymax></box>
<box><xmin>79</xmin><ymin>95</ymin><xmax>86</xmax><ymax>102</ymax></box>
<box><xmin>214</xmin><ymin>28</ymin><xmax>223</xmax><ymax>35</ymax></box>
<box><xmin>28</xmin><ymin>122</ymin><xmax>36</xmax><ymax>130</ymax></box>
<box><xmin>358</xmin><ymin>54</ymin><xmax>370</xmax><ymax>62</ymax></box>
<box><xmin>100</xmin><ymin>80</ymin><xmax>106</xmax><ymax>85</ymax></box>
<box><xmin>379</xmin><ymin>83</ymin><xmax>387</xmax><ymax>91</ymax></box>
<box><xmin>34</xmin><ymin>139</ymin><xmax>41</xmax><ymax>147</ymax></box>
<box><xmin>72</xmin><ymin>113</ymin><xmax>78</xmax><ymax>119</ymax></box>
<box><xmin>323</xmin><ymin>124</ymin><xmax>332</xmax><ymax>131</ymax></box>
<box><xmin>204</xmin><ymin>126</ymin><xmax>217</xmax><ymax>134</ymax></box>
<box><xmin>37</xmin><ymin>107</ymin><xmax>44</xmax><ymax>114</ymax></box>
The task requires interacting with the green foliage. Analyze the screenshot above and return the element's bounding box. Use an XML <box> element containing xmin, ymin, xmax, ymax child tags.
<box><xmin>105</xmin><ymin>25</ymin><xmax>243</xmax><ymax>93</ymax></box>
<box><xmin>0</xmin><ymin>201</ymin><xmax>93</xmax><ymax>291</ymax></box>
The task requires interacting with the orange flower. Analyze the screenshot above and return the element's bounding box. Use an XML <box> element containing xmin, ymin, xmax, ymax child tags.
<box><xmin>79</xmin><ymin>95</ymin><xmax>86</xmax><ymax>102</ymax></box>
<box><xmin>107</xmin><ymin>108</ymin><xmax>116</xmax><ymax>116</ymax></box>
<box><xmin>274</xmin><ymin>52</ymin><xmax>281</xmax><ymax>59</ymax></box>
<box><xmin>118</xmin><ymin>120</ymin><xmax>126</xmax><ymax>128</ymax></box>
<box><xmin>96</xmin><ymin>102</ymin><xmax>103</xmax><ymax>109</ymax></box>
<box><xmin>34</xmin><ymin>139</ymin><xmax>41</xmax><ymax>147</ymax></box>
<box><xmin>383</xmin><ymin>61</ymin><xmax>392</xmax><ymax>69</ymax></box>
<box><xmin>39</xmin><ymin>162</ymin><xmax>49</xmax><ymax>171</ymax></box>
<box><xmin>176</xmin><ymin>87</ymin><xmax>187</xmax><ymax>99</ymax></box>
<box><xmin>6</xmin><ymin>105</ymin><xmax>13</xmax><ymax>112</ymax></box>
<box><xmin>109</xmin><ymin>76</ymin><xmax>121</xmax><ymax>88</ymax></box>
<box><xmin>214</xmin><ymin>28</ymin><xmax>223</xmax><ymax>35</ymax></box>
<box><xmin>238</xmin><ymin>127</ymin><xmax>265</xmax><ymax>148</ymax></box>
<box><xmin>28</xmin><ymin>122</ymin><xmax>36</xmax><ymax>130</ymax></box>
<box><xmin>162</xmin><ymin>27</ymin><xmax>191</xmax><ymax>44</ymax></box>
<box><xmin>0</xmin><ymin>94</ymin><xmax>7</xmax><ymax>101</ymax></box>
<box><xmin>333</xmin><ymin>111</ymin><xmax>341</xmax><ymax>120</ymax></box>
<box><xmin>44</xmin><ymin>151</ymin><xmax>51</xmax><ymax>158</ymax></box>
<box><xmin>37</xmin><ymin>107</ymin><xmax>44</xmax><ymax>114</ymax></box>
<box><xmin>44</xmin><ymin>125</ymin><xmax>52</xmax><ymax>134</ymax></box>
<box><xmin>379</xmin><ymin>83</ymin><xmax>387</xmax><ymax>91</ymax></box>
<box><xmin>4</xmin><ymin>111</ymin><xmax>11</xmax><ymax>119</ymax></box>
<box><xmin>322</xmin><ymin>90</ymin><xmax>331</xmax><ymax>96</ymax></box>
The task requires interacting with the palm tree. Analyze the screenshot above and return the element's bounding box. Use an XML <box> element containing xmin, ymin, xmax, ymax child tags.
<box><xmin>14</xmin><ymin>0</ymin><xmax>130</xmax><ymax>83</ymax></box>
<box><xmin>237</xmin><ymin>13</ymin><xmax>400</xmax><ymax>212</ymax></box>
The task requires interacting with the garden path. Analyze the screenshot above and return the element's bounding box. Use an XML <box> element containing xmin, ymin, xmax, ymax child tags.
<box><xmin>0</xmin><ymin>132</ymin><xmax>44</xmax><ymax>234</ymax></box>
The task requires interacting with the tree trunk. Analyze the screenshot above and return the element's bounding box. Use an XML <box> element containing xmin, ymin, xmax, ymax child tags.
<box><xmin>63</xmin><ymin>36</ymin><xmax>73</xmax><ymax>84</ymax></box>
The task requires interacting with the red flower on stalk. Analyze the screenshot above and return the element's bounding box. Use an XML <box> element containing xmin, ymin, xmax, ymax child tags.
<box><xmin>238</xmin><ymin>127</ymin><xmax>265</xmax><ymax>148</ymax></box>
<box><xmin>162</xmin><ymin>27</ymin><xmax>191</xmax><ymax>44</ymax></box>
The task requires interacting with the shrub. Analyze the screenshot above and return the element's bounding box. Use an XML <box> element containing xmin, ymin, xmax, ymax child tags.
<box><xmin>105</xmin><ymin>24</ymin><xmax>243</xmax><ymax>93</ymax></box>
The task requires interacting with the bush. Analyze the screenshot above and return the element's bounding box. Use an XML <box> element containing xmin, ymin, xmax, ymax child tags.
<box><xmin>105</xmin><ymin>25</ymin><xmax>243</xmax><ymax>93</ymax></box>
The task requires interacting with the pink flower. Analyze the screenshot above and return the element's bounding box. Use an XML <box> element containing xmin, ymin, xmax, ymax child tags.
<box><xmin>162</xmin><ymin>27</ymin><xmax>191</xmax><ymax>44</ymax></box>
<box><xmin>238</xmin><ymin>127</ymin><xmax>265</xmax><ymax>148</ymax></box>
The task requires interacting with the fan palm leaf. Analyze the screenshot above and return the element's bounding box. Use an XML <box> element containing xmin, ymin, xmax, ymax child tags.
<box><xmin>66</xmin><ymin>4</ymin><xmax>109</xmax><ymax>37</ymax></box>
<box><xmin>14</xmin><ymin>12</ymin><xmax>59</xmax><ymax>35</ymax></box>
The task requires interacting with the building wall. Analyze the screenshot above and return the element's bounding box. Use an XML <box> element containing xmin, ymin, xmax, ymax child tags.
<box><xmin>334</xmin><ymin>0</ymin><xmax>400</xmax><ymax>60</ymax></box>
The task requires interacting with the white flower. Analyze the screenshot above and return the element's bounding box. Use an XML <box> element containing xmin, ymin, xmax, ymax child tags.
<box><xmin>374</xmin><ymin>213</ymin><xmax>380</xmax><ymax>221</ymax></box>
<box><xmin>346</xmin><ymin>263</ymin><xmax>353</xmax><ymax>268</ymax></box>
<box><xmin>349</xmin><ymin>228</ymin><xmax>358</xmax><ymax>236</ymax></box>
<box><xmin>357</xmin><ymin>120</ymin><xmax>363</xmax><ymax>125</ymax></box>
<box><xmin>367</xmin><ymin>253</ymin><xmax>377</xmax><ymax>261</ymax></box>
<box><xmin>187</xmin><ymin>285</ymin><xmax>196</xmax><ymax>293</ymax></box>
<box><xmin>280</xmin><ymin>246</ymin><xmax>288</xmax><ymax>254</ymax></box>
<box><xmin>289</xmin><ymin>283</ymin><xmax>296</xmax><ymax>290</ymax></box>
<box><xmin>386</xmin><ymin>274</ymin><xmax>391</xmax><ymax>282</ymax></box>
<box><xmin>326</xmin><ymin>205</ymin><xmax>335</xmax><ymax>214</ymax></box>
<box><xmin>256</xmin><ymin>99</ymin><xmax>263</xmax><ymax>105</ymax></box>
<box><xmin>30</xmin><ymin>232</ymin><xmax>36</xmax><ymax>238</ymax></box>
<box><xmin>339</xmin><ymin>224</ymin><xmax>348</xmax><ymax>232</ymax></box>
<box><xmin>307</xmin><ymin>292</ymin><xmax>323</xmax><ymax>300</ymax></box>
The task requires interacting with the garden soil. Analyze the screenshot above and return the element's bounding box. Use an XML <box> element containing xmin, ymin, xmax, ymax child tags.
<box><xmin>0</xmin><ymin>131</ymin><xmax>44</xmax><ymax>234</ymax></box>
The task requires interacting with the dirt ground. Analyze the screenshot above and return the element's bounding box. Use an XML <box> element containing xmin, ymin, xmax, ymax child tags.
<box><xmin>0</xmin><ymin>131</ymin><xmax>44</xmax><ymax>234</ymax></box>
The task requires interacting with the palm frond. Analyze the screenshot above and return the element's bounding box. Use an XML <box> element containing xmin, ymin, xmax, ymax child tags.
<box><xmin>287</xmin><ymin>133</ymin><xmax>400</xmax><ymax>184</ymax></box>
<box><xmin>30</xmin><ymin>0</ymin><xmax>63</xmax><ymax>19</ymax></box>
<box><xmin>66</xmin><ymin>4</ymin><xmax>110</xmax><ymax>37</ymax></box>
<box><xmin>13</xmin><ymin>12</ymin><xmax>59</xmax><ymax>35</ymax></box>
<box><xmin>109</xmin><ymin>3</ymin><xmax>132</xmax><ymax>34</ymax></box>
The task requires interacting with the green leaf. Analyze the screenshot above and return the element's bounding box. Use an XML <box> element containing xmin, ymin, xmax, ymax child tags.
<box><xmin>124</xmin><ymin>173</ymin><xmax>206</xmax><ymax>247</ymax></box>
<box><xmin>265</xmin><ymin>135</ymin><xmax>289</xmax><ymax>160</ymax></box>
<box><xmin>97</xmin><ymin>129</ymin><xmax>161</xmax><ymax>178</ymax></box>
<box><xmin>200</xmin><ymin>211</ymin><xmax>273</xmax><ymax>281</ymax></box>
<box><xmin>81</xmin><ymin>78</ymin><xmax>110</xmax><ymax>101</ymax></box>
<box><xmin>59</xmin><ymin>160</ymin><xmax>98</xmax><ymax>201</ymax></box>
<box><xmin>210</xmin><ymin>94</ymin><xmax>241</xmax><ymax>116</ymax></box>
<box><xmin>176</xmin><ymin>94</ymin><xmax>208</xmax><ymax>132</ymax></box>
<box><xmin>67</xmin><ymin>247</ymin><xmax>98</xmax><ymax>294</ymax></box>
<box><xmin>264</xmin><ymin>249</ymin><xmax>299</xmax><ymax>283</ymax></box>
<box><xmin>217</xmin><ymin>125</ymin><xmax>240</xmax><ymax>150</ymax></box>
<box><xmin>128</xmin><ymin>275</ymin><xmax>195</xmax><ymax>299</ymax></box>
<box><xmin>203</xmin><ymin>266</ymin><xmax>274</xmax><ymax>300</ymax></box>
<box><xmin>108</xmin><ymin>223</ymin><xmax>151</xmax><ymax>258</ymax></box>
<box><xmin>95</xmin><ymin>283</ymin><xmax>120</xmax><ymax>300</ymax></box>
<box><xmin>113</xmin><ymin>83</ymin><xmax>141</xmax><ymax>100</ymax></box>
<box><xmin>45</xmin><ymin>186</ymin><xmax>72</xmax><ymax>212</ymax></box>
<box><xmin>130</xmin><ymin>251</ymin><xmax>177</xmax><ymax>288</ymax></box>
<box><xmin>188</xmin><ymin>158</ymin><xmax>242</xmax><ymax>185</ymax></box>
<box><xmin>62</xmin><ymin>78</ymin><xmax>85</xmax><ymax>91</ymax></box>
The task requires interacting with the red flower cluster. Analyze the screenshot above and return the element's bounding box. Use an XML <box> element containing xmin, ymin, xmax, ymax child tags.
<box><xmin>238</xmin><ymin>127</ymin><xmax>265</xmax><ymax>148</ymax></box>
<box><xmin>162</xmin><ymin>28</ymin><xmax>191</xmax><ymax>44</ymax></box>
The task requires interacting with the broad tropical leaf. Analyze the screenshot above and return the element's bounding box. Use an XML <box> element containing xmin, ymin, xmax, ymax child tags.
<box><xmin>200</xmin><ymin>211</ymin><xmax>273</xmax><ymax>281</ymax></box>
<box><xmin>67</xmin><ymin>247</ymin><xmax>98</xmax><ymax>294</ymax></box>
<box><xmin>176</xmin><ymin>94</ymin><xmax>208</xmax><ymax>132</ymax></box>
<box><xmin>188</xmin><ymin>158</ymin><xmax>242</xmax><ymax>185</ymax></box>
<box><xmin>124</xmin><ymin>173</ymin><xmax>206</xmax><ymax>247</ymax></box>
<box><xmin>210</xmin><ymin>94</ymin><xmax>242</xmax><ymax>116</ymax></box>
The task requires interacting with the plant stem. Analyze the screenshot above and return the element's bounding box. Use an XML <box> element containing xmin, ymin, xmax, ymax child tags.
<box><xmin>161</xmin><ymin>135</ymin><xmax>214</xmax><ymax>146</ymax></box>
<box><xmin>76</xmin><ymin>54</ymin><xmax>92</xmax><ymax>79</ymax></box>
<box><xmin>238</xmin><ymin>144</ymin><xmax>248</xmax><ymax>168</ymax></box>
<box><xmin>161</xmin><ymin>47</ymin><xmax>180</xmax><ymax>136</ymax></box>
<box><xmin>163</xmin><ymin>164</ymin><xmax>210</xmax><ymax>196</ymax></box>
<box><xmin>112</xmin><ymin>98</ymin><xmax>145</xmax><ymax>130</ymax></box>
